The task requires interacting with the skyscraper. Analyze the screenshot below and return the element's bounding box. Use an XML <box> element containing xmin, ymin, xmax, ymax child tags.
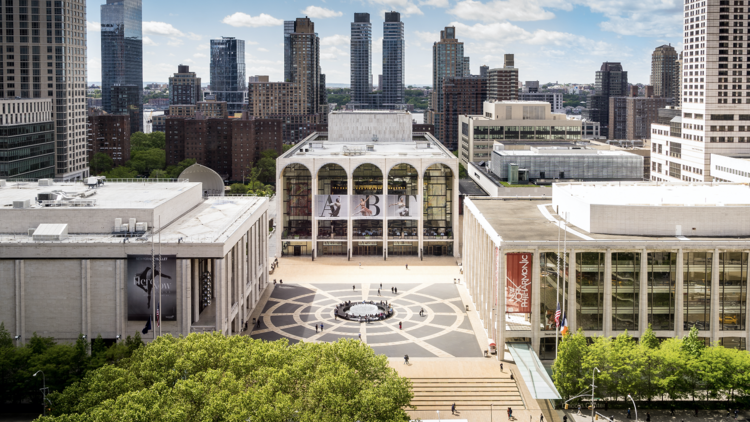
<box><xmin>673</xmin><ymin>52</ymin><xmax>683</xmax><ymax>107</ymax></box>
<box><xmin>651</xmin><ymin>44</ymin><xmax>679</xmax><ymax>98</ymax></box>
<box><xmin>350</xmin><ymin>13</ymin><xmax>372</xmax><ymax>107</ymax></box>
<box><xmin>382</xmin><ymin>11</ymin><xmax>405</xmax><ymax>107</ymax></box>
<box><xmin>210</xmin><ymin>37</ymin><xmax>246</xmax><ymax>115</ymax></box>
<box><xmin>101</xmin><ymin>0</ymin><xmax>143</xmax><ymax>135</ymax></box>
<box><xmin>169</xmin><ymin>65</ymin><xmax>202</xmax><ymax>106</ymax></box>
<box><xmin>0</xmin><ymin>0</ymin><xmax>89</xmax><ymax>180</ymax></box>
<box><xmin>583</xmin><ymin>62</ymin><xmax>628</xmax><ymax>138</ymax></box>
<box><xmin>425</xmin><ymin>27</ymin><xmax>466</xmax><ymax>147</ymax></box>
<box><xmin>488</xmin><ymin>54</ymin><xmax>519</xmax><ymax>102</ymax></box>
<box><xmin>463</xmin><ymin>57</ymin><xmax>471</xmax><ymax>77</ymax></box>
<box><xmin>283</xmin><ymin>21</ymin><xmax>295</xmax><ymax>83</ymax></box>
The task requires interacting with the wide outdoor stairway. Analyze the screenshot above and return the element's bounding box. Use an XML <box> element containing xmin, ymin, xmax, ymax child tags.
<box><xmin>410</xmin><ymin>377</ymin><xmax>525</xmax><ymax>411</ymax></box>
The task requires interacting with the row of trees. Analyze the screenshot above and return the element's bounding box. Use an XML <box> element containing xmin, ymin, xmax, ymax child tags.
<box><xmin>37</xmin><ymin>334</ymin><xmax>413</xmax><ymax>421</ymax></box>
<box><xmin>0</xmin><ymin>323</ymin><xmax>144</xmax><ymax>407</ymax></box>
<box><xmin>553</xmin><ymin>326</ymin><xmax>750</xmax><ymax>403</ymax></box>
<box><xmin>90</xmin><ymin>132</ymin><xmax>195</xmax><ymax>179</ymax></box>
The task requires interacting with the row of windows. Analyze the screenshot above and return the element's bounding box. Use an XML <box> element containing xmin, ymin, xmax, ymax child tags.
<box><xmin>716</xmin><ymin>165</ymin><xmax>750</xmax><ymax>177</ymax></box>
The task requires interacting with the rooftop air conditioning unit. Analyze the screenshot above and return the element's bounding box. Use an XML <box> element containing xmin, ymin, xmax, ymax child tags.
<box><xmin>114</xmin><ymin>218</ymin><xmax>122</xmax><ymax>233</ymax></box>
<box><xmin>38</xmin><ymin>179</ymin><xmax>54</xmax><ymax>187</ymax></box>
<box><xmin>0</xmin><ymin>180</ymin><xmax>6</xmax><ymax>188</ymax></box>
<box><xmin>13</xmin><ymin>200</ymin><xmax>30</xmax><ymax>209</ymax></box>
<box><xmin>32</xmin><ymin>224</ymin><xmax>68</xmax><ymax>241</ymax></box>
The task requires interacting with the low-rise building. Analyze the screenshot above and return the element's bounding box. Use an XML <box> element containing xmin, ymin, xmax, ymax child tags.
<box><xmin>519</xmin><ymin>92</ymin><xmax>563</xmax><ymax>113</ymax></box>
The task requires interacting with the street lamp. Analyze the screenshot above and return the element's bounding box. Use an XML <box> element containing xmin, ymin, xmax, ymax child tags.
<box><xmin>627</xmin><ymin>394</ymin><xmax>638</xmax><ymax>421</ymax></box>
<box><xmin>591</xmin><ymin>367</ymin><xmax>601</xmax><ymax>422</ymax></box>
<box><xmin>33</xmin><ymin>370</ymin><xmax>49</xmax><ymax>417</ymax></box>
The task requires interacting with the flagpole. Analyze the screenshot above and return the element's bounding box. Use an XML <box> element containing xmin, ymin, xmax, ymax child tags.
<box><xmin>561</xmin><ymin>212</ymin><xmax>568</xmax><ymax>348</ymax></box>
<box><xmin>159</xmin><ymin>215</ymin><xmax>162</xmax><ymax>337</ymax></box>
<box><xmin>151</xmin><ymin>226</ymin><xmax>155</xmax><ymax>341</ymax></box>
<box><xmin>555</xmin><ymin>208</ymin><xmax>561</xmax><ymax>358</ymax></box>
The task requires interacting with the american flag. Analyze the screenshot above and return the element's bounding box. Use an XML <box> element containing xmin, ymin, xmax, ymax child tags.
<box><xmin>156</xmin><ymin>302</ymin><xmax>160</xmax><ymax>328</ymax></box>
<box><xmin>554</xmin><ymin>303</ymin><xmax>561</xmax><ymax>327</ymax></box>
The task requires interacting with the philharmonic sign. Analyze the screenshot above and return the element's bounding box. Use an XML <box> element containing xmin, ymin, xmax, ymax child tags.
<box><xmin>506</xmin><ymin>253</ymin><xmax>532</xmax><ymax>314</ymax></box>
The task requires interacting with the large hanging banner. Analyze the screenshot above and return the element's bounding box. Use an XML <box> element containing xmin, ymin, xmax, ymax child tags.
<box><xmin>386</xmin><ymin>195</ymin><xmax>419</xmax><ymax>219</ymax></box>
<box><xmin>506</xmin><ymin>252</ymin><xmax>532</xmax><ymax>314</ymax></box>
<box><xmin>351</xmin><ymin>195</ymin><xmax>384</xmax><ymax>219</ymax></box>
<box><xmin>127</xmin><ymin>255</ymin><xmax>177</xmax><ymax>321</ymax></box>
<box><xmin>315</xmin><ymin>195</ymin><xmax>348</xmax><ymax>220</ymax></box>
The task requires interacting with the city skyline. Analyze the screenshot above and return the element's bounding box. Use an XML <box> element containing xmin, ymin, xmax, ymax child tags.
<box><xmin>84</xmin><ymin>0</ymin><xmax>684</xmax><ymax>86</ymax></box>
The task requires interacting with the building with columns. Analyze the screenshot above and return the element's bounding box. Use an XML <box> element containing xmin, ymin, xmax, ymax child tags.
<box><xmin>0</xmin><ymin>176</ymin><xmax>269</xmax><ymax>345</ymax></box>
<box><xmin>463</xmin><ymin>182</ymin><xmax>750</xmax><ymax>360</ymax></box>
<box><xmin>276</xmin><ymin>110</ymin><xmax>459</xmax><ymax>258</ymax></box>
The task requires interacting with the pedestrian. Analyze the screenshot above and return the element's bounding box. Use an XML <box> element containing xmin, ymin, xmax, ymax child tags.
<box><xmin>274</xmin><ymin>279</ymin><xmax>277</xmax><ymax>284</ymax></box>
<box><xmin>391</xmin><ymin>287</ymin><xmax>394</xmax><ymax>293</ymax></box>
<box><xmin>627</xmin><ymin>408</ymin><xmax>631</xmax><ymax>419</ymax></box>
<box><xmin>358</xmin><ymin>333</ymin><xmax>361</xmax><ymax>340</ymax></box>
<box><xmin>500</xmin><ymin>362</ymin><xmax>504</xmax><ymax>372</ymax></box>
<box><xmin>670</xmin><ymin>406</ymin><xmax>675</xmax><ymax>416</ymax></box>
<box><xmin>378</xmin><ymin>288</ymin><xmax>381</xmax><ymax>295</ymax></box>
<box><xmin>280</xmin><ymin>279</ymin><xmax>283</xmax><ymax>284</ymax></box>
<box><xmin>353</xmin><ymin>285</ymin><xmax>355</xmax><ymax>291</ymax></box>
<box><xmin>399</xmin><ymin>321</ymin><xmax>402</xmax><ymax>330</ymax></box>
<box><xmin>563</xmin><ymin>416</ymin><xmax>567</xmax><ymax>422</ymax></box>
<box><xmin>577</xmin><ymin>405</ymin><xmax>582</xmax><ymax>415</ymax></box>
<box><xmin>257</xmin><ymin>318</ymin><xmax>261</xmax><ymax>328</ymax></box>
<box><xmin>507</xmin><ymin>407</ymin><xmax>512</xmax><ymax>420</ymax></box>
<box><xmin>646</xmin><ymin>413</ymin><xmax>651</xmax><ymax>422</ymax></box>
<box><xmin>452</xmin><ymin>403</ymin><xmax>456</xmax><ymax>415</ymax></box>
<box><xmin>540</xmin><ymin>413</ymin><xmax>544</xmax><ymax>422</ymax></box>
<box><xmin>315</xmin><ymin>324</ymin><xmax>318</xmax><ymax>333</ymax></box>
<box><xmin>406</xmin><ymin>264</ymin><xmax>409</xmax><ymax>270</ymax></box>
<box><xmin>735</xmin><ymin>409</ymin><xmax>739</xmax><ymax>419</ymax></box>
<box><xmin>510</xmin><ymin>407</ymin><xmax>513</xmax><ymax>420</ymax></box>
<box><xmin>395</xmin><ymin>287</ymin><xmax>398</xmax><ymax>294</ymax></box>
<box><xmin>404</xmin><ymin>354</ymin><xmax>409</xmax><ymax>364</ymax></box>
<box><xmin>320</xmin><ymin>323</ymin><xmax>324</xmax><ymax>331</ymax></box>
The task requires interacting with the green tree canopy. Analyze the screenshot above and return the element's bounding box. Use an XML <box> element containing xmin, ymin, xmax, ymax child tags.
<box><xmin>103</xmin><ymin>166</ymin><xmax>137</xmax><ymax>180</ymax></box>
<box><xmin>130</xmin><ymin>131</ymin><xmax>165</xmax><ymax>152</ymax></box>
<box><xmin>127</xmin><ymin>148</ymin><xmax>166</xmax><ymax>177</ymax></box>
<box><xmin>89</xmin><ymin>153</ymin><xmax>114</xmax><ymax>175</ymax></box>
<box><xmin>41</xmin><ymin>334</ymin><xmax>413</xmax><ymax>422</ymax></box>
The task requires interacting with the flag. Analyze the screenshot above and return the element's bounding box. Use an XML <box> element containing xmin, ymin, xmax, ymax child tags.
<box><xmin>561</xmin><ymin>314</ymin><xmax>569</xmax><ymax>336</ymax></box>
<box><xmin>156</xmin><ymin>302</ymin><xmax>160</xmax><ymax>328</ymax></box>
<box><xmin>142</xmin><ymin>316</ymin><xmax>152</xmax><ymax>335</ymax></box>
<box><xmin>554</xmin><ymin>302</ymin><xmax>561</xmax><ymax>328</ymax></box>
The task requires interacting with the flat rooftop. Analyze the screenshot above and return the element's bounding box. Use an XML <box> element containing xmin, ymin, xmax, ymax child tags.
<box><xmin>557</xmin><ymin>182</ymin><xmax>750</xmax><ymax>207</ymax></box>
<box><xmin>494</xmin><ymin>149</ymin><xmax>637</xmax><ymax>157</ymax></box>
<box><xmin>0</xmin><ymin>180</ymin><xmax>196</xmax><ymax>209</ymax></box>
<box><xmin>469</xmin><ymin>198</ymin><xmax>750</xmax><ymax>243</ymax></box>
<box><xmin>282</xmin><ymin>134</ymin><xmax>454</xmax><ymax>160</ymax></box>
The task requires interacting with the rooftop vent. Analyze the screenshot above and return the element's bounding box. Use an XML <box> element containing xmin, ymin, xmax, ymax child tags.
<box><xmin>0</xmin><ymin>180</ymin><xmax>6</xmax><ymax>188</ymax></box>
<box><xmin>38</xmin><ymin>179</ymin><xmax>54</xmax><ymax>187</ymax></box>
<box><xmin>32</xmin><ymin>224</ymin><xmax>68</xmax><ymax>241</ymax></box>
<box><xmin>13</xmin><ymin>200</ymin><xmax>30</xmax><ymax>209</ymax></box>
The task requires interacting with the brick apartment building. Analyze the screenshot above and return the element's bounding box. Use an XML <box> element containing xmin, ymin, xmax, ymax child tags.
<box><xmin>165</xmin><ymin>117</ymin><xmax>282</xmax><ymax>181</ymax></box>
<box><xmin>442</xmin><ymin>76</ymin><xmax>487</xmax><ymax>151</ymax></box>
<box><xmin>87</xmin><ymin>110</ymin><xmax>131</xmax><ymax>166</ymax></box>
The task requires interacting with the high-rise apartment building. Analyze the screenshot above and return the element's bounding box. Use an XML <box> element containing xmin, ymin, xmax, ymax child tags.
<box><xmin>0</xmin><ymin>0</ymin><xmax>89</xmax><ymax>180</ymax></box>
<box><xmin>480</xmin><ymin>65</ymin><xmax>489</xmax><ymax>78</ymax></box>
<box><xmin>583</xmin><ymin>62</ymin><xmax>628</xmax><ymax>139</ymax></box>
<box><xmin>350</xmin><ymin>13</ymin><xmax>372</xmax><ymax>107</ymax></box>
<box><xmin>169</xmin><ymin>65</ymin><xmax>202</xmax><ymax>106</ymax></box>
<box><xmin>609</xmin><ymin>96</ymin><xmax>668</xmax><ymax>140</ymax></box>
<box><xmin>525</xmin><ymin>81</ymin><xmax>540</xmax><ymax>93</ymax></box>
<box><xmin>247</xmin><ymin>18</ymin><xmax>326</xmax><ymax>143</ymax></box>
<box><xmin>87</xmin><ymin>109</ymin><xmax>130</xmax><ymax>167</ymax></box>
<box><xmin>519</xmin><ymin>92</ymin><xmax>563</xmax><ymax>113</ymax></box>
<box><xmin>673</xmin><ymin>52</ymin><xmax>683</xmax><ymax>107</ymax></box>
<box><xmin>283</xmin><ymin>20</ymin><xmax>295</xmax><ymax>83</ymax></box>
<box><xmin>210</xmin><ymin>37</ymin><xmax>246</xmax><ymax>115</ymax></box>
<box><xmin>425</xmin><ymin>27</ymin><xmax>466</xmax><ymax>147</ymax></box>
<box><xmin>651</xmin><ymin>0</ymin><xmax>750</xmax><ymax>183</ymax></box>
<box><xmin>442</xmin><ymin>76</ymin><xmax>487</xmax><ymax>151</ymax></box>
<box><xmin>0</xmin><ymin>99</ymin><xmax>55</xmax><ymax>180</ymax></box>
<box><xmin>488</xmin><ymin>55</ymin><xmax>519</xmax><ymax>102</ymax></box>
<box><xmin>101</xmin><ymin>0</ymin><xmax>143</xmax><ymax>135</ymax></box>
<box><xmin>651</xmin><ymin>44</ymin><xmax>679</xmax><ymax>98</ymax></box>
<box><xmin>382</xmin><ymin>11</ymin><xmax>405</xmax><ymax>107</ymax></box>
<box><xmin>463</xmin><ymin>57</ymin><xmax>471</xmax><ymax>76</ymax></box>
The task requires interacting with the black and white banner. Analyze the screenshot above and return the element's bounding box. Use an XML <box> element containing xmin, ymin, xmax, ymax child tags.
<box><xmin>350</xmin><ymin>195</ymin><xmax>384</xmax><ymax>219</ymax></box>
<box><xmin>386</xmin><ymin>195</ymin><xmax>419</xmax><ymax>219</ymax></box>
<box><xmin>315</xmin><ymin>195</ymin><xmax>349</xmax><ymax>220</ymax></box>
<box><xmin>127</xmin><ymin>255</ymin><xmax>177</xmax><ymax>321</ymax></box>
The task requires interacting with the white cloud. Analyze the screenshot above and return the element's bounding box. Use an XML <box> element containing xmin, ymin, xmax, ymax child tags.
<box><xmin>87</xmin><ymin>21</ymin><xmax>101</xmax><ymax>32</ymax></box>
<box><xmin>186</xmin><ymin>32</ymin><xmax>202</xmax><ymax>41</ymax></box>
<box><xmin>414</xmin><ymin>31</ymin><xmax>438</xmax><ymax>43</ymax></box>
<box><xmin>194</xmin><ymin>53</ymin><xmax>207</xmax><ymax>58</ymax></box>
<box><xmin>222</xmin><ymin>12</ymin><xmax>283</xmax><ymax>28</ymax></box>
<box><xmin>321</xmin><ymin>34</ymin><xmax>350</xmax><ymax>46</ymax></box>
<box><xmin>197</xmin><ymin>43</ymin><xmax>210</xmax><ymax>51</ymax></box>
<box><xmin>143</xmin><ymin>21</ymin><xmax>185</xmax><ymax>37</ymax></box>
<box><xmin>302</xmin><ymin>5</ymin><xmax>343</xmax><ymax>18</ymax></box>
<box><xmin>368</xmin><ymin>0</ymin><xmax>423</xmax><ymax>16</ymax></box>
<box><xmin>321</xmin><ymin>46</ymin><xmax>348</xmax><ymax>60</ymax></box>
<box><xmin>373</xmin><ymin>36</ymin><xmax>383</xmax><ymax>55</ymax></box>
<box><xmin>143</xmin><ymin>36</ymin><xmax>158</xmax><ymax>46</ymax></box>
<box><xmin>449</xmin><ymin>0</ymin><xmax>570</xmax><ymax>22</ymax></box>
<box><xmin>420</xmin><ymin>0</ymin><xmax>450</xmax><ymax>6</ymax></box>
<box><xmin>258</xmin><ymin>47</ymin><xmax>269</xmax><ymax>52</ymax></box>
<box><xmin>167</xmin><ymin>39</ymin><xmax>184</xmax><ymax>47</ymax></box>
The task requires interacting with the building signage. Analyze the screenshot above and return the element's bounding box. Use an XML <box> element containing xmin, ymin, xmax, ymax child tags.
<box><xmin>506</xmin><ymin>253</ymin><xmax>532</xmax><ymax>314</ymax></box>
<box><xmin>387</xmin><ymin>195</ymin><xmax>419</xmax><ymax>219</ymax></box>
<box><xmin>351</xmin><ymin>195</ymin><xmax>384</xmax><ymax>219</ymax></box>
<box><xmin>354</xmin><ymin>182</ymin><xmax>383</xmax><ymax>194</ymax></box>
<box><xmin>127</xmin><ymin>255</ymin><xmax>177</xmax><ymax>321</ymax></box>
<box><xmin>315</xmin><ymin>195</ymin><xmax>349</xmax><ymax>220</ymax></box>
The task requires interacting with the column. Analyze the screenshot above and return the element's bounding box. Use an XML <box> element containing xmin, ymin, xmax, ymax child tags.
<box><xmin>81</xmin><ymin>259</ymin><xmax>90</xmax><ymax>340</ymax></box>
<box><xmin>745</xmin><ymin>251</ymin><xmax>750</xmax><ymax>351</ymax></box>
<box><xmin>15</xmin><ymin>260</ymin><xmax>24</xmax><ymax>345</ymax></box>
<box><xmin>192</xmin><ymin>259</ymin><xmax>200</xmax><ymax>324</ymax></box>
<box><xmin>675</xmin><ymin>249</ymin><xmax>684</xmax><ymax>338</ymax></box>
<box><xmin>214</xmin><ymin>258</ymin><xmax>224</xmax><ymax>334</ymax></box>
<box><xmin>497</xmin><ymin>249</ymin><xmax>506</xmax><ymax>360</ymax></box>
<box><xmin>312</xmin><ymin>172</ymin><xmax>318</xmax><ymax>259</ymax></box>
<box><xmin>184</xmin><ymin>259</ymin><xmax>192</xmax><ymax>335</ymax></box>
<box><xmin>115</xmin><ymin>260</ymin><xmax>121</xmax><ymax>341</ymax></box>
<box><xmin>531</xmin><ymin>248</ymin><xmax>541</xmax><ymax>354</ymax></box>
<box><xmin>639</xmin><ymin>248</ymin><xmax>648</xmax><ymax>335</ymax></box>
<box><xmin>453</xmin><ymin>170</ymin><xmax>459</xmax><ymax>258</ymax></box>
<box><xmin>383</xmin><ymin>170</ymin><xmax>388</xmax><ymax>260</ymax></box>
<box><xmin>347</xmin><ymin>171</ymin><xmax>353</xmax><ymax>259</ymax></box>
<box><xmin>603</xmin><ymin>249</ymin><xmax>613</xmax><ymax>336</ymax></box>
<box><xmin>711</xmin><ymin>249</ymin><xmax>720</xmax><ymax>343</ymax></box>
<box><xmin>568</xmin><ymin>250</ymin><xmax>577</xmax><ymax>332</ymax></box>
<box><xmin>418</xmin><ymin>171</ymin><xmax>423</xmax><ymax>259</ymax></box>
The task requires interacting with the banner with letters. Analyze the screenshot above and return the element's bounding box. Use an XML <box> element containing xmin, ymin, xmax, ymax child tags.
<box><xmin>386</xmin><ymin>195</ymin><xmax>419</xmax><ymax>219</ymax></box>
<box><xmin>506</xmin><ymin>253</ymin><xmax>532</xmax><ymax>314</ymax></box>
<box><xmin>350</xmin><ymin>195</ymin><xmax>384</xmax><ymax>219</ymax></box>
<box><xmin>315</xmin><ymin>195</ymin><xmax>348</xmax><ymax>220</ymax></box>
<box><xmin>127</xmin><ymin>255</ymin><xmax>177</xmax><ymax>321</ymax></box>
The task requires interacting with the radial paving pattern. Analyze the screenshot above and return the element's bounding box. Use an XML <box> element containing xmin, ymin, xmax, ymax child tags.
<box><xmin>250</xmin><ymin>282</ymin><xmax>483</xmax><ymax>358</ymax></box>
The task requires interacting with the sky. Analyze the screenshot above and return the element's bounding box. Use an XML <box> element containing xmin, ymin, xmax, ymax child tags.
<box><xmin>85</xmin><ymin>0</ymin><xmax>684</xmax><ymax>87</ymax></box>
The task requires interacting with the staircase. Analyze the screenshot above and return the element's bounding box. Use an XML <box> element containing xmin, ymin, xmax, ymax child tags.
<box><xmin>410</xmin><ymin>377</ymin><xmax>525</xmax><ymax>411</ymax></box>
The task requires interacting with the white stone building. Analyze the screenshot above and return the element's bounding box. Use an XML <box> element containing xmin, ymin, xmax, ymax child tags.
<box><xmin>276</xmin><ymin>110</ymin><xmax>459</xmax><ymax>258</ymax></box>
<box><xmin>0</xmin><ymin>176</ymin><xmax>269</xmax><ymax>344</ymax></box>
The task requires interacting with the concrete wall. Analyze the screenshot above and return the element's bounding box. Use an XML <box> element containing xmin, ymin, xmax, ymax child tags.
<box><xmin>24</xmin><ymin>259</ymin><xmax>83</xmax><ymax>340</ymax></box>
<box><xmin>0</xmin><ymin>260</ymin><xmax>15</xmax><ymax>333</ymax></box>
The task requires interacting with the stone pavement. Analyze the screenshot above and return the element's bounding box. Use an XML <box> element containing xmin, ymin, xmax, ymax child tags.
<box><xmin>563</xmin><ymin>409</ymin><xmax>749</xmax><ymax>422</ymax></box>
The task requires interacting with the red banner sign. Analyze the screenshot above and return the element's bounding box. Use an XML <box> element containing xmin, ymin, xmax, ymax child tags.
<box><xmin>506</xmin><ymin>253</ymin><xmax>532</xmax><ymax>314</ymax></box>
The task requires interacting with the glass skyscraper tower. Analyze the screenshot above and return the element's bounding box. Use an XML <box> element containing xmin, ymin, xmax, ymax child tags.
<box><xmin>350</xmin><ymin>13</ymin><xmax>371</xmax><ymax>107</ymax></box>
<box><xmin>382</xmin><ymin>12</ymin><xmax>405</xmax><ymax>107</ymax></box>
<box><xmin>210</xmin><ymin>37</ymin><xmax>246</xmax><ymax>115</ymax></box>
<box><xmin>101</xmin><ymin>0</ymin><xmax>143</xmax><ymax>134</ymax></box>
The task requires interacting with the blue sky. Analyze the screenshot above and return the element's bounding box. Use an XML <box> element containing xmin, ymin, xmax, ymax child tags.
<box><xmin>86</xmin><ymin>0</ymin><xmax>683</xmax><ymax>86</ymax></box>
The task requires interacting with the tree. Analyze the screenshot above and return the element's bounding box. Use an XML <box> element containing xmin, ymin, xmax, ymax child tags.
<box><xmin>452</xmin><ymin>151</ymin><xmax>469</xmax><ymax>179</ymax></box>
<box><xmin>89</xmin><ymin>153</ymin><xmax>114</xmax><ymax>175</ymax></box>
<box><xmin>130</xmin><ymin>131</ymin><xmax>165</xmax><ymax>152</ymax></box>
<box><xmin>127</xmin><ymin>148</ymin><xmax>165</xmax><ymax>176</ymax></box>
<box><xmin>148</xmin><ymin>169</ymin><xmax>167</xmax><ymax>179</ymax></box>
<box><xmin>165</xmin><ymin>158</ymin><xmax>196</xmax><ymax>179</ymax></box>
<box><xmin>103</xmin><ymin>166</ymin><xmax>137</xmax><ymax>180</ymax></box>
<box><xmin>553</xmin><ymin>328</ymin><xmax>588</xmax><ymax>399</ymax></box>
<box><xmin>41</xmin><ymin>334</ymin><xmax>414</xmax><ymax>421</ymax></box>
<box><xmin>229</xmin><ymin>183</ymin><xmax>248</xmax><ymax>194</ymax></box>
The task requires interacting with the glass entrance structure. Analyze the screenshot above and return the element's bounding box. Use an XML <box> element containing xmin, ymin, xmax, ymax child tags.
<box><xmin>281</xmin><ymin>164</ymin><xmax>312</xmax><ymax>256</ymax></box>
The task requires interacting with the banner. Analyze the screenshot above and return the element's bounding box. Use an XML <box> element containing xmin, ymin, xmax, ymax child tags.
<box><xmin>127</xmin><ymin>255</ymin><xmax>177</xmax><ymax>321</ymax></box>
<box><xmin>386</xmin><ymin>195</ymin><xmax>419</xmax><ymax>219</ymax></box>
<box><xmin>506</xmin><ymin>253</ymin><xmax>532</xmax><ymax>314</ymax></box>
<box><xmin>315</xmin><ymin>195</ymin><xmax>348</xmax><ymax>219</ymax></box>
<box><xmin>351</xmin><ymin>195</ymin><xmax>383</xmax><ymax>219</ymax></box>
